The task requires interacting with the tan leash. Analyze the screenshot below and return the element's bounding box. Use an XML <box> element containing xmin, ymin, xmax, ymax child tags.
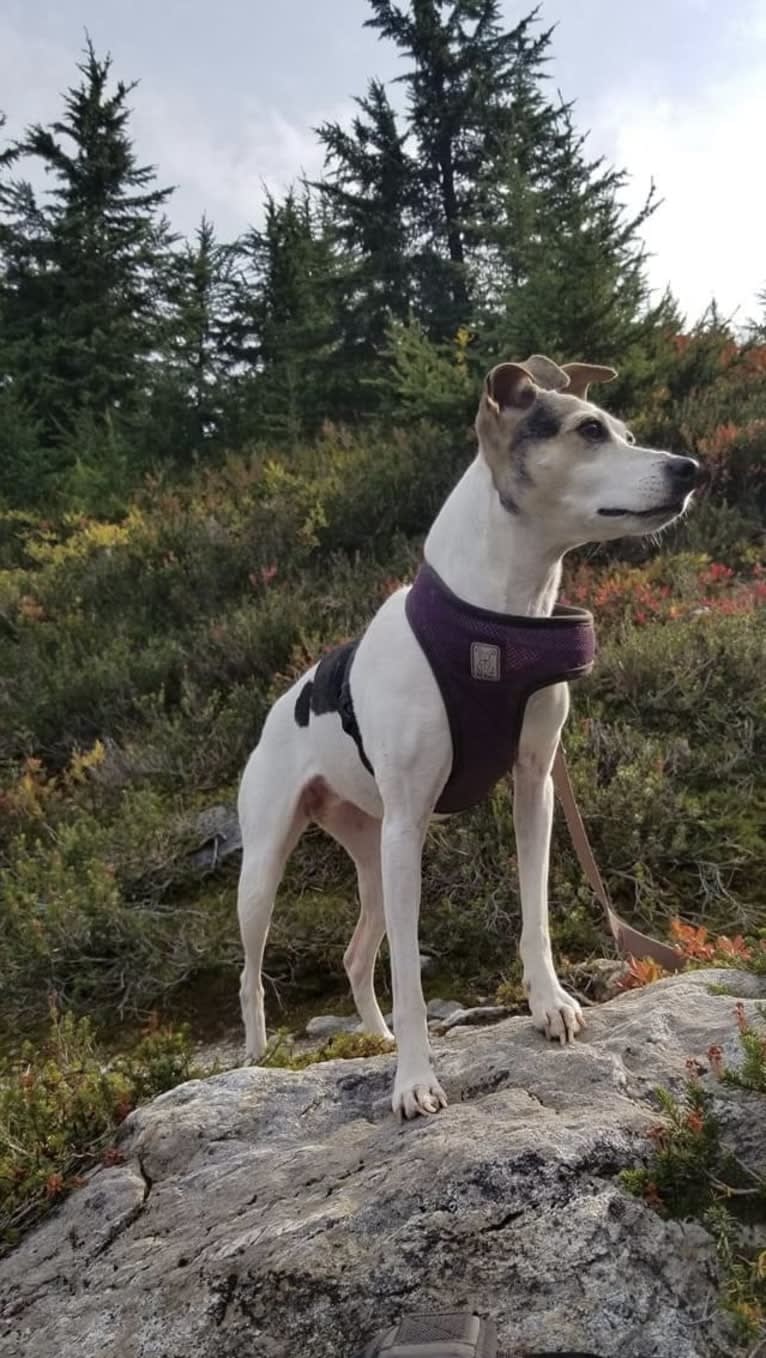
<box><xmin>552</xmin><ymin>746</ymin><xmax>685</xmax><ymax>973</ymax></box>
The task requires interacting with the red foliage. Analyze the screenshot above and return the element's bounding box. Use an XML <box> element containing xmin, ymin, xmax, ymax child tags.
<box><xmin>670</xmin><ymin>920</ymin><xmax>716</xmax><ymax>962</ymax></box>
<box><xmin>45</xmin><ymin>1172</ymin><xmax>65</xmax><ymax>1199</ymax></box>
<box><xmin>562</xmin><ymin>559</ymin><xmax>763</xmax><ymax>629</ymax></box>
<box><xmin>707</xmin><ymin>1045</ymin><xmax>725</xmax><ymax>1079</ymax></box>
<box><xmin>616</xmin><ymin>956</ymin><xmax>669</xmax><ymax>991</ymax></box>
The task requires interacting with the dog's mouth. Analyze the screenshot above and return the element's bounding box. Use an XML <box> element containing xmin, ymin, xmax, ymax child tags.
<box><xmin>597</xmin><ymin>501</ymin><xmax>685</xmax><ymax>519</ymax></box>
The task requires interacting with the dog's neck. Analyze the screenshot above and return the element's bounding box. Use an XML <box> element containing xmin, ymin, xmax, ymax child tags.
<box><xmin>424</xmin><ymin>455</ymin><xmax>565</xmax><ymax>616</ymax></box>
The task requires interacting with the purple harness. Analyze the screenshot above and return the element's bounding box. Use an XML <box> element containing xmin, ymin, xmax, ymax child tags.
<box><xmin>404</xmin><ymin>562</ymin><xmax>596</xmax><ymax>814</ymax></box>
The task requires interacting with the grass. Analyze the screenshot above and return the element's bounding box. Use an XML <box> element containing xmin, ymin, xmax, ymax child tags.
<box><xmin>259</xmin><ymin>1029</ymin><xmax>396</xmax><ymax>1069</ymax></box>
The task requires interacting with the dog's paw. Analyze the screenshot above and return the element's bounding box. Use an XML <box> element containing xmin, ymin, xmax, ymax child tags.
<box><xmin>525</xmin><ymin>977</ymin><xmax>585</xmax><ymax>1045</ymax></box>
<box><xmin>392</xmin><ymin>1069</ymin><xmax>448</xmax><ymax>1120</ymax></box>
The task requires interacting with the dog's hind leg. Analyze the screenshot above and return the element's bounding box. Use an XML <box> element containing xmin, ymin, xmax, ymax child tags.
<box><xmin>237</xmin><ymin>743</ymin><xmax>308</xmax><ymax>1061</ymax></box>
<box><xmin>315</xmin><ymin>801</ymin><xmax>392</xmax><ymax>1042</ymax></box>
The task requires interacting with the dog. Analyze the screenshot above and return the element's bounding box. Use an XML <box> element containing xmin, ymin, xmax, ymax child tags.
<box><xmin>236</xmin><ymin>355</ymin><xmax>698</xmax><ymax>1119</ymax></box>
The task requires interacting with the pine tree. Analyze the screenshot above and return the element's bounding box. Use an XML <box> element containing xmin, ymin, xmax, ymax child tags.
<box><xmin>0</xmin><ymin>40</ymin><xmax>174</xmax><ymax>446</ymax></box>
<box><xmin>317</xmin><ymin>79</ymin><xmax>414</xmax><ymax>408</ymax></box>
<box><xmin>0</xmin><ymin>116</ymin><xmax>49</xmax><ymax>501</ymax></box>
<box><xmin>364</xmin><ymin>0</ymin><xmax>558</xmax><ymax>336</ymax></box>
<box><xmin>488</xmin><ymin>106</ymin><xmax>671</xmax><ymax>366</ymax></box>
<box><xmin>230</xmin><ymin>189</ymin><xmax>338</xmax><ymax>445</ymax></box>
<box><xmin>145</xmin><ymin>215</ymin><xmax>239</xmax><ymax>458</ymax></box>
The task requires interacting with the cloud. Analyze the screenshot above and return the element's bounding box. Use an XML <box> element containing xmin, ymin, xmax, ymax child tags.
<box><xmin>0</xmin><ymin>13</ymin><xmax>349</xmax><ymax>242</ymax></box>
<box><xmin>3</xmin><ymin>6</ymin><xmax>764</xmax><ymax>323</ymax></box>
<box><xmin>594</xmin><ymin>60</ymin><xmax>766</xmax><ymax>325</ymax></box>
<box><xmin>0</xmin><ymin>17</ymin><xmax>71</xmax><ymax>133</ymax></box>
<box><xmin>131</xmin><ymin>92</ymin><xmax>351</xmax><ymax>239</ymax></box>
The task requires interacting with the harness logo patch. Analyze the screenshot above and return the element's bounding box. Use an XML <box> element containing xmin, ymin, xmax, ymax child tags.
<box><xmin>470</xmin><ymin>641</ymin><xmax>501</xmax><ymax>681</ymax></box>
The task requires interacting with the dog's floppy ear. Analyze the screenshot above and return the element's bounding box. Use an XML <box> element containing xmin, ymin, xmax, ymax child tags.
<box><xmin>522</xmin><ymin>354</ymin><xmax>570</xmax><ymax>391</ymax></box>
<box><xmin>484</xmin><ymin>362</ymin><xmax>536</xmax><ymax>414</ymax></box>
<box><xmin>562</xmin><ymin>362</ymin><xmax>618</xmax><ymax>399</ymax></box>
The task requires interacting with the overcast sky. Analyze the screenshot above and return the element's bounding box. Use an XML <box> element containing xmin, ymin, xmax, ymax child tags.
<box><xmin>2</xmin><ymin>0</ymin><xmax>764</xmax><ymax>326</ymax></box>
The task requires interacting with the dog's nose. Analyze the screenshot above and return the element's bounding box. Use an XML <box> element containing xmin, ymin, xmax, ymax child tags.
<box><xmin>667</xmin><ymin>455</ymin><xmax>700</xmax><ymax>488</ymax></box>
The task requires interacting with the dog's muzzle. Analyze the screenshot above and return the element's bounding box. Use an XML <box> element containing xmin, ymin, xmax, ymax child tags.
<box><xmin>598</xmin><ymin>454</ymin><xmax>701</xmax><ymax>518</ymax></box>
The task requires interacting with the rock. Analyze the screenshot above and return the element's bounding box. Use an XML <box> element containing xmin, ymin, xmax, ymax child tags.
<box><xmin>304</xmin><ymin>1014</ymin><xmax>360</xmax><ymax>1039</ymax></box>
<box><xmin>437</xmin><ymin>1004</ymin><xmax>511</xmax><ymax>1032</ymax></box>
<box><xmin>2</xmin><ymin>969</ymin><xmax>764</xmax><ymax>1358</ymax></box>
<box><xmin>187</xmin><ymin>804</ymin><xmax>241</xmax><ymax>874</ymax></box>
<box><xmin>426</xmin><ymin>998</ymin><xmax>464</xmax><ymax>1020</ymax></box>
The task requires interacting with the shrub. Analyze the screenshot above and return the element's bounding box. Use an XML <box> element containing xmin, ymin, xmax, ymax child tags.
<box><xmin>1</xmin><ymin>550</ymin><xmax>762</xmax><ymax>1030</ymax></box>
<box><xmin>0</xmin><ymin>369</ymin><xmax>763</xmax><ymax>1042</ymax></box>
<box><xmin>0</xmin><ymin>778</ymin><xmax>237</xmax><ymax>1030</ymax></box>
<box><xmin>622</xmin><ymin>1010</ymin><xmax>766</xmax><ymax>1344</ymax></box>
<box><xmin>0</xmin><ymin>1006</ymin><xmax>198</xmax><ymax>1252</ymax></box>
<box><xmin>260</xmin><ymin>1029</ymin><xmax>394</xmax><ymax>1069</ymax></box>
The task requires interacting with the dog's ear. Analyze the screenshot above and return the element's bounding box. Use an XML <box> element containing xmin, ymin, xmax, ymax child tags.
<box><xmin>484</xmin><ymin>362</ymin><xmax>536</xmax><ymax>414</ymax></box>
<box><xmin>523</xmin><ymin>354</ymin><xmax>570</xmax><ymax>391</ymax></box>
<box><xmin>562</xmin><ymin>362</ymin><xmax>618</xmax><ymax>399</ymax></box>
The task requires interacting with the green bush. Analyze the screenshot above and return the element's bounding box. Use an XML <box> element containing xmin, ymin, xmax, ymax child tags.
<box><xmin>622</xmin><ymin>1008</ymin><xmax>766</xmax><ymax>1343</ymax></box>
<box><xmin>0</xmin><ymin>376</ymin><xmax>763</xmax><ymax>1041</ymax></box>
<box><xmin>0</xmin><ymin>776</ymin><xmax>237</xmax><ymax>1029</ymax></box>
<box><xmin>1</xmin><ymin>539</ymin><xmax>763</xmax><ymax>1030</ymax></box>
<box><xmin>0</xmin><ymin>1006</ymin><xmax>198</xmax><ymax>1252</ymax></box>
<box><xmin>260</xmin><ymin>1029</ymin><xmax>394</xmax><ymax>1069</ymax></box>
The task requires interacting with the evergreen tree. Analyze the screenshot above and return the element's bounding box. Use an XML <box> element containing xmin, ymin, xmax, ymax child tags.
<box><xmin>364</xmin><ymin>0</ymin><xmax>558</xmax><ymax>335</ymax></box>
<box><xmin>0</xmin><ymin>40</ymin><xmax>174</xmax><ymax>445</ymax></box>
<box><xmin>487</xmin><ymin>106</ymin><xmax>672</xmax><ymax>366</ymax></box>
<box><xmin>145</xmin><ymin>215</ymin><xmax>239</xmax><ymax>458</ymax></box>
<box><xmin>0</xmin><ymin>116</ymin><xmax>48</xmax><ymax>500</ymax></box>
<box><xmin>317</xmin><ymin>79</ymin><xmax>415</xmax><ymax>408</ymax></box>
<box><xmin>230</xmin><ymin>190</ymin><xmax>338</xmax><ymax>444</ymax></box>
<box><xmin>0</xmin><ymin>11</ymin><xmax>687</xmax><ymax>489</ymax></box>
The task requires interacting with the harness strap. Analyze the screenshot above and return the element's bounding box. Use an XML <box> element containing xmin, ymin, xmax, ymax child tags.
<box><xmin>551</xmin><ymin>745</ymin><xmax>685</xmax><ymax>973</ymax></box>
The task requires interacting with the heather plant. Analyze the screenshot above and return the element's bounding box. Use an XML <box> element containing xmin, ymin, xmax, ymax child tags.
<box><xmin>260</xmin><ymin>1029</ymin><xmax>394</xmax><ymax>1070</ymax></box>
<box><xmin>622</xmin><ymin>1008</ymin><xmax>766</xmax><ymax>1344</ymax></box>
<box><xmin>0</xmin><ymin>1006</ymin><xmax>198</xmax><ymax>1252</ymax></box>
<box><xmin>1</xmin><ymin>502</ymin><xmax>763</xmax><ymax>1031</ymax></box>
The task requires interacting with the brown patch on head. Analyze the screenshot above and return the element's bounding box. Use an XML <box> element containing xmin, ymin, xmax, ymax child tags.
<box><xmin>484</xmin><ymin>361</ymin><xmax>536</xmax><ymax>414</ymax></box>
<box><xmin>476</xmin><ymin>359</ymin><xmax>622</xmax><ymax>514</ymax></box>
<box><xmin>477</xmin><ymin>363</ymin><xmax>570</xmax><ymax>504</ymax></box>
<box><xmin>476</xmin><ymin>363</ymin><xmax>537</xmax><ymax>504</ymax></box>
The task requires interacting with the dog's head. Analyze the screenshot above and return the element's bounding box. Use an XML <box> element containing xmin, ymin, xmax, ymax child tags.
<box><xmin>476</xmin><ymin>355</ymin><xmax>699</xmax><ymax>545</ymax></box>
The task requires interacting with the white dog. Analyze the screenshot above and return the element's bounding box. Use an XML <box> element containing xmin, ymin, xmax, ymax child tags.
<box><xmin>236</xmin><ymin>355</ymin><xmax>698</xmax><ymax>1119</ymax></box>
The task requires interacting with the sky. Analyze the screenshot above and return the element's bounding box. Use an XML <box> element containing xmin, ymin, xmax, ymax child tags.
<box><xmin>1</xmin><ymin>0</ymin><xmax>765</xmax><ymax>327</ymax></box>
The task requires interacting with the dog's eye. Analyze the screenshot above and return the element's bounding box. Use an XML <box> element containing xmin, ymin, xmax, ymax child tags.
<box><xmin>577</xmin><ymin>419</ymin><xmax>606</xmax><ymax>441</ymax></box>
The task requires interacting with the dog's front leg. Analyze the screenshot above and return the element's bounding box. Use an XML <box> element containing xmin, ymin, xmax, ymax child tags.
<box><xmin>513</xmin><ymin>684</ymin><xmax>584</xmax><ymax>1044</ymax></box>
<box><xmin>381</xmin><ymin>813</ymin><xmax>447</xmax><ymax>1118</ymax></box>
